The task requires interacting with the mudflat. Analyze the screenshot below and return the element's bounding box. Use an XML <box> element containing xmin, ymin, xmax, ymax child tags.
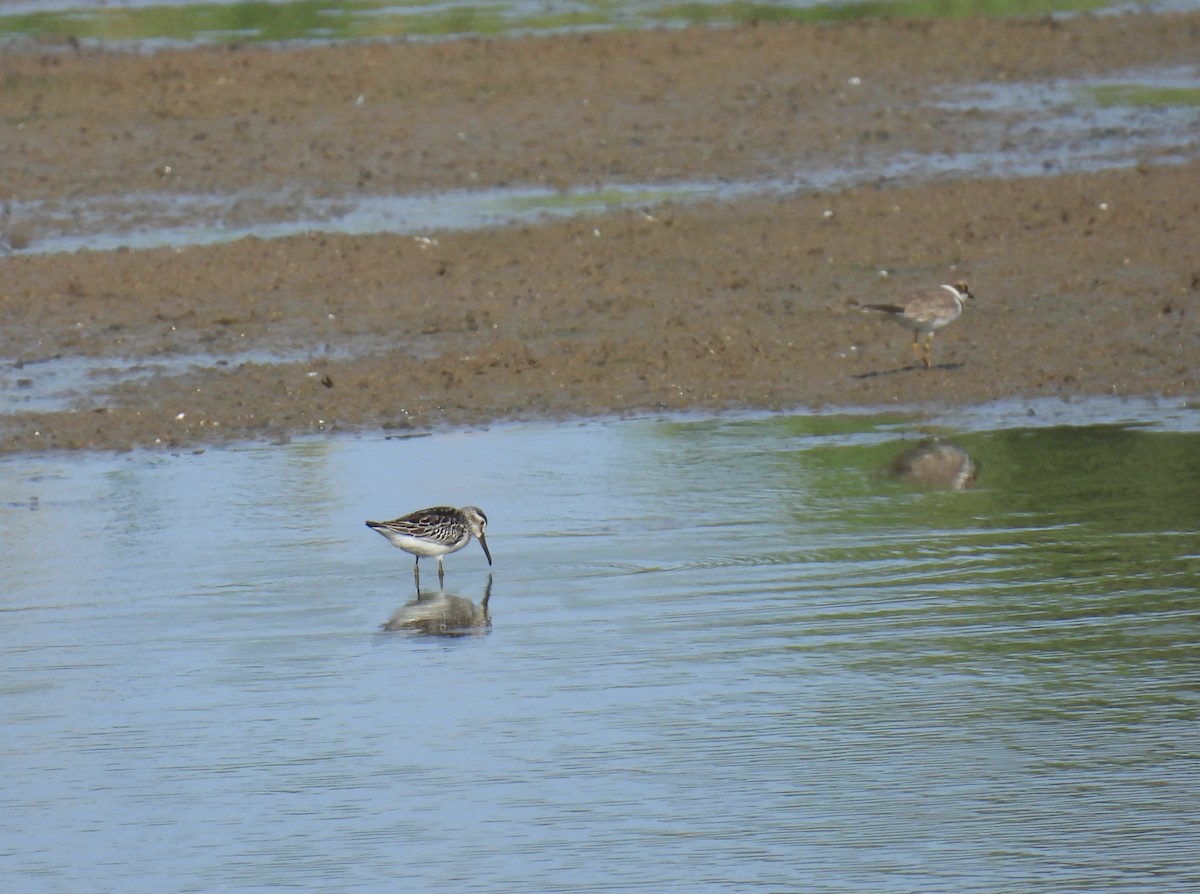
<box><xmin>2</xmin><ymin>12</ymin><xmax>1198</xmax><ymax>452</ymax></box>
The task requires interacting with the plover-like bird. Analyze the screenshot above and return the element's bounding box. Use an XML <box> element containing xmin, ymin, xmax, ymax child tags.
<box><xmin>366</xmin><ymin>505</ymin><xmax>491</xmax><ymax>584</ymax></box>
<box><xmin>858</xmin><ymin>281</ymin><xmax>974</xmax><ymax>369</ymax></box>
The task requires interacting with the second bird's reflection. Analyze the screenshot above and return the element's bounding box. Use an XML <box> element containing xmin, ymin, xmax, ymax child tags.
<box><xmin>885</xmin><ymin>438</ymin><xmax>979</xmax><ymax>491</ymax></box>
<box><xmin>381</xmin><ymin>574</ymin><xmax>493</xmax><ymax>636</ymax></box>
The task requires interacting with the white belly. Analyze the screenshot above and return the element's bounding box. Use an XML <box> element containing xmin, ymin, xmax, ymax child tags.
<box><xmin>382</xmin><ymin>530</ymin><xmax>467</xmax><ymax>558</ymax></box>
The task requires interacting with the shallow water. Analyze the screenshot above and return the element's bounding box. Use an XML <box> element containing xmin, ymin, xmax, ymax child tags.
<box><xmin>3</xmin><ymin>401</ymin><xmax>1199</xmax><ymax>892</ymax></box>
<box><xmin>0</xmin><ymin>341</ymin><xmax>405</xmax><ymax>416</ymax></box>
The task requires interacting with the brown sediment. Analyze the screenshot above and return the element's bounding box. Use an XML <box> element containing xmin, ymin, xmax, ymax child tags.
<box><xmin>1</xmin><ymin>13</ymin><xmax>1198</xmax><ymax>452</ymax></box>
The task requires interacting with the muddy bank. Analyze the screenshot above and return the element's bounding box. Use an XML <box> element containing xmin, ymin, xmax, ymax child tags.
<box><xmin>1</xmin><ymin>13</ymin><xmax>1198</xmax><ymax>452</ymax></box>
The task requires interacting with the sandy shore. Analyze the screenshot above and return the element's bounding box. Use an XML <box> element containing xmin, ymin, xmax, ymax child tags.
<box><xmin>1</xmin><ymin>13</ymin><xmax>1198</xmax><ymax>452</ymax></box>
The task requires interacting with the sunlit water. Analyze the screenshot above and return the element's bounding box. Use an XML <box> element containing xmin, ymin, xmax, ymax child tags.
<box><xmin>3</xmin><ymin>402</ymin><xmax>1200</xmax><ymax>892</ymax></box>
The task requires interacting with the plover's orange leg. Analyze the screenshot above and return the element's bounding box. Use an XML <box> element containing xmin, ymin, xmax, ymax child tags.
<box><xmin>860</xmin><ymin>282</ymin><xmax>972</xmax><ymax>370</ymax></box>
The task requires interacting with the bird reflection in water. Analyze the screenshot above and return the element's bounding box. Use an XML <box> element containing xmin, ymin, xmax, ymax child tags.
<box><xmin>885</xmin><ymin>438</ymin><xmax>978</xmax><ymax>491</ymax></box>
<box><xmin>381</xmin><ymin>574</ymin><xmax>493</xmax><ymax>636</ymax></box>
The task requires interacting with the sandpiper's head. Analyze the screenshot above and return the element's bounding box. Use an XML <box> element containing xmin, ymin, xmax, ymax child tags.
<box><xmin>950</xmin><ymin>281</ymin><xmax>973</xmax><ymax>301</ymax></box>
<box><xmin>460</xmin><ymin>506</ymin><xmax>492</xmax><ymax>565</ymax></box>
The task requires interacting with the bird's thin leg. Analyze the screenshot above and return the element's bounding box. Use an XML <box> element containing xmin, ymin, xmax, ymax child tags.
<box><xmin>922</xmin><ymin>335</ymin><xmax>934</xmax><ymax>369</ymax></box>
<box><xmin>911</xmin><ymin>334</ymin><xmax>922</xmax><ymax>362</ymax></box>
<box><xmin>437</xmin><ymin>557</ymin><xmax>445</xmax><ymax>586</ymax></box>
<box><xmin>413</xmin><ymin>556</ymin><xmax>421</xmax><ymax>586</ymax></box>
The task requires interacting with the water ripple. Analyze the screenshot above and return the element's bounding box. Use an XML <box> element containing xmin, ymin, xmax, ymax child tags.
<box><xmin>3</xmin><ymin>409</ymin><xmax>1199</xmax><ymax>891</ymax></box>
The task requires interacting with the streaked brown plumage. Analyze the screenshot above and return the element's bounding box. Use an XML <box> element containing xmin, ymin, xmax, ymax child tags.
<box><xmin>366</xmin><ymin>505</ymin><xmax>491</xmax><ymax>584</ymax></box>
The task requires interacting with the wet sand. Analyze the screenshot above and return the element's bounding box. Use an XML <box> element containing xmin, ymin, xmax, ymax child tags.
<box><xmin>1</xmin><ymin>13</ymin><xmax>1198</xmax><ymax>452</ymax></box>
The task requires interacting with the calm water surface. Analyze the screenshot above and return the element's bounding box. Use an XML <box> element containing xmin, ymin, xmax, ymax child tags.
<box><xmin>3</xmin><ymin>404</ymin><xmax>1199</xmax><ymax>892</ymax></box>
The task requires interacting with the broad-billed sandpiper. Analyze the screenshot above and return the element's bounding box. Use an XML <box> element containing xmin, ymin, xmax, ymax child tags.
<box><xmin>366</xmin><ymin>505</ymin><xmax>491</xmax><ymax>583</ymax></box>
